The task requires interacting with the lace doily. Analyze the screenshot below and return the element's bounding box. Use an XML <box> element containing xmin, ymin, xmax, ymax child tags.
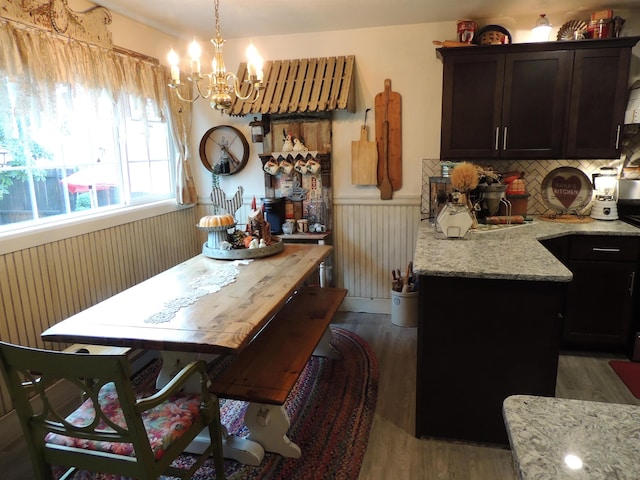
<box><xmin>144</xmin><ymin>259</ymin><xmax>251</xmax><ymax>324</ymax></box>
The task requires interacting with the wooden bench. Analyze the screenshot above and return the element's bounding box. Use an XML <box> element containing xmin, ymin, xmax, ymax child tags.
<box><xmin>210</xmin><ymin>286</ymin><xmax>347</xmax><ymax>458</ymax></box>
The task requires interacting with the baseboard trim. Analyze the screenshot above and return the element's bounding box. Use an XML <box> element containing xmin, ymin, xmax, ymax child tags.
<box><xmin>340</xmin><ymin>297</ymin><xmax>390</xmax><ymax>314</ymax></box>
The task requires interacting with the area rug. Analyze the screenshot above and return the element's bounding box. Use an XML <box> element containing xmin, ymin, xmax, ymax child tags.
<box><xmin>609</xmin><ymin>360</ymin><xmax>640</xmax><ymax>399</ymax></box>
<box><xmin>57</xmin><ymin>326</ymin><xmax>378</xmax><ymax>480</ymax></box>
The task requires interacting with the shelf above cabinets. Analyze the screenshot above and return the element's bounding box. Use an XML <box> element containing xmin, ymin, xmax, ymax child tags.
<box><xmin>438</xmin><ymin>37</ymin><xmax>640</xmax><ymax>160</ymax></box>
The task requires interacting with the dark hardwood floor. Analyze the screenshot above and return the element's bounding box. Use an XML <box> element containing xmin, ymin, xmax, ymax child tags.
<box><xmin>1</xmin><ymin>311</ymin><xmax>638</xmax><ymax>479</ymax></box>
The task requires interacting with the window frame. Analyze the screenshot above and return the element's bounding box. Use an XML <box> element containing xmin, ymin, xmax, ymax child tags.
<box><xmin>0</xmin><ymin>19</ymin><xmax>180</xmax><ymax>237</ymax></box>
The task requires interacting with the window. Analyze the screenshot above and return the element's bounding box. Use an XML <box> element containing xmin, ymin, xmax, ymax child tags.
<box><xmin>0</xmin><ymin>80</ymin><xmax>174</xmax><ymax>231</ymax></box>
<box><xmin>0</xmin><ymin>20</ymin><xmax>179</xmax><ymax>233</ymax></box>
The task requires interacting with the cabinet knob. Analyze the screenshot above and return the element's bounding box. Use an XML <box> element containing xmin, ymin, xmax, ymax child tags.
<box><xmin>615</xmin><ymin>125</ymin><xmax>621</xmax><ymax>150</ymax></box>
<box><xmin>503</xmin><ymin>127</ymin><xmax>508</xmax><ymax>150</ymax></box>
<box><xmin>630</xmin><ymin>271</ymin><xmax>636</xmax><ymax>297</ymax></box>
<box><xmin>495</xmin><ymin>127</ymin><xmax>500</xmax><ymax>151</ymax></box>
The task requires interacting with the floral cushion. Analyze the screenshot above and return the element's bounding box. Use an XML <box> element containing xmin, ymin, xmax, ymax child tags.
<box><xmin>45</xmin><ymin>383</ymin><xmax>201</xmax><ymax>460</ymax></box>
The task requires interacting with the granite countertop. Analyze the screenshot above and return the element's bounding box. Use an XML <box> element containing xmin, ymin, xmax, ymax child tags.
<box><xmin>413</xmin><ymin>218</ymin><xmax>640</xmax><ymax>282</ymax></box>
<box><xmin>503</xmin><ymin>395</ymin><xmax>640</xmax><ymax>480</ymax></box>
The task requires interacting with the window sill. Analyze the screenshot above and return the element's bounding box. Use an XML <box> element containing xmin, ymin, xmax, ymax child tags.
<box><xmin>0</xmin><ymin>200</ymin><xmax>194</xmax><ymax>256</ymax></box>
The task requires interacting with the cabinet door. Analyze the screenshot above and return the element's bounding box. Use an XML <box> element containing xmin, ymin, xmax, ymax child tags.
<box><xmin>563</xmin><ymin>260</ymin><xmax>636</xmax><ymax>350</ymax></box>
<box><xmin>440</xmin><ymin>54</ymin><xmax>504</xmax><ymax>159</ymax></box>
<box><xmin>501</xmin><ymin>51</ymin><xmax>571</xmax><ymax>159</ymax></box>
<box><xmin>565</xmin><ymin>48</ymin><xmax>631</xmax><ymax>158</ymax></box>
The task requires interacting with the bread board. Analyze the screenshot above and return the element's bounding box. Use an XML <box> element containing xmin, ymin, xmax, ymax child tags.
<box><xmin>375</xmin><ymin>79</ymin><xmax>402</xmax><ymax>191</ymax></box>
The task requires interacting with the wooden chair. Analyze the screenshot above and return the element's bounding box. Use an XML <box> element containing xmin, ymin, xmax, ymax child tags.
<box><xmin>0</xmin><ymin>341</ymin><xmax>225</xmax><ymax>480</ymax></box>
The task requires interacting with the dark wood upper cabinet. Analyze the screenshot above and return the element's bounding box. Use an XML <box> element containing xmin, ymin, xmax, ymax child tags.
<box><xmin>440</xmin><ymin>53</ymin><xmax>504</xmax><ymax>158</ymax></box>
<box><xmin>565</xmin><ymin>48</ymin><xmax>632</xmax><ymax>158</ymax></box>
<box><xmin>438</xmin><ymin>37</ymin><xmax>640</xmax><ymax>160</ymax></box>
<box><xmin>501</xmin><ymin>51</ymin><xmax>570</xmax><ymax>158</ymax></box>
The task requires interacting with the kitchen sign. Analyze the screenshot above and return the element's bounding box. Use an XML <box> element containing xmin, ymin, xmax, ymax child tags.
<box><xmin>541</xmin><ymin>167</ymin><xmax>594</xmax><ymax>213</ymax></box>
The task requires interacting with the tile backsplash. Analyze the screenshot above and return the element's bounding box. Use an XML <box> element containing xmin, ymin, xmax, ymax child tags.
<box><xmin>421</xmin><ymin>158</ymin><xmax>623</xmax><ymax>219</ymax></box>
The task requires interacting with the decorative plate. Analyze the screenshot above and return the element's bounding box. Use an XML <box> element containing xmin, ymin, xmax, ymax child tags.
<box><xmin>541</xmin><ymin>167</ymin><xmax>593</xmax><ymax>213</ymax></box>
<box><xmin>557</xmin><ymin>20</ymin><xmax>589</xmax><ymax>41</ymax></box>
<box><xmin>472</xmin><ymin>25</ymin><xmax>512</xmax><ymax>45</ymax></box>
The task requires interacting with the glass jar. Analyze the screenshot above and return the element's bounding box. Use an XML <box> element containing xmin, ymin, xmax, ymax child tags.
<box><xmin>588</xmin><ymin>19</ymin><xmax>611</xmax><ymax>39</ymax></box>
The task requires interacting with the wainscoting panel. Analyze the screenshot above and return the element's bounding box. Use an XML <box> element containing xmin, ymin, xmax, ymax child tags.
<box><xmin>333</xmin><ymin>198</ymin><xmax>421</xmax><ymax>312</ymax></box>
<box><xmin>0</xmin><ymin>207</ymin><xmax>199</xmax><ymax>417</ymax></box>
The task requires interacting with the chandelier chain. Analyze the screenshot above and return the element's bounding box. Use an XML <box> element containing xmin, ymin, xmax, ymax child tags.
<box><xmin>214</xmin><ymin>0</ymin><xmax>221</xmax><ymax>38</ymax></box>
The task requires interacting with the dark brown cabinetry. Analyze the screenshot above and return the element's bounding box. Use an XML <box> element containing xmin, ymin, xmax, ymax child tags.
<box><xmin>542</xmin><ymin>235</ymin><xmax>639</xmax><ymax>352</ymax></box>
<box><xmin>440</xmin><ymin>51</ymin><xmax>569</xmax><ymax>159</ymax></box>
<box><xmin>565</xmin><ymin>48</ymin><xmax>632</xmax><ymax>158</ymax></box>
<box><xmin>564</xmin><ymin>236</ymin><xmax>638</xmax><ymax>350</ymax></box>
<box><xmin>416</xmin><ymin>276</ymin><xmax>563</xmax><ymax>445</ymax></box>
<box><xmin>438</xmin><ymin>37</ymin><xmax>639</xmax><ymax>160</ymax></box>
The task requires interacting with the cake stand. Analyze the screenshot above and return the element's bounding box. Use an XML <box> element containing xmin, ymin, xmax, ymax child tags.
<box><xmin>196</xmin><ymin>224</ymin><xmax>284</xmax><ymax>260</ymax></box>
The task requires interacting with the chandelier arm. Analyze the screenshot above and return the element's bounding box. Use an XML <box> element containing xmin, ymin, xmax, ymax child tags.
<box><xmin>193</xmin><ymin>77</ymin><xmax>214</xmax><ymax>100</ymax></box>
<box><xmin>243</xmin><ymin>88</ymin><xmax>261</xmax><ymax>105</ymax></box>
<box><xmin>169</xmin><ymin>84</ymin><xmax>201</xmax><ymax>103</ymax></box>
<box><xmin>227</xmin><ymin>73</ymin><xmax>261</xmax><ymax>102</ymax></box>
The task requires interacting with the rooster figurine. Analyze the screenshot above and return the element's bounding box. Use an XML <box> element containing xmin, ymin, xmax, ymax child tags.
<box><xmin>292</xmin><ymin>137</ymin><xmax>308</xmax><ymax>153</ymax></box>
<box><xmin>282</xmin><ymin>129</ymin><xmax>293</xmax><ymax>152</ymax></box>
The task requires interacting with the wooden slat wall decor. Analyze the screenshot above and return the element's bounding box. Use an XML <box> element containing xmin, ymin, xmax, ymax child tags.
<box><xmin>0</xmin><ymin>207</ymin><xmax>199</xmax><ymax>416</ymax></box>
<box><xmin>229</xmin><ymin>55</ymin><xmax>356</xmax><ymax>115</ymax></box>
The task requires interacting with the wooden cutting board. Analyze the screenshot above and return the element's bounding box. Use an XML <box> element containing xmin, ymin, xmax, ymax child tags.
<box><xmin>351</xmin><ymin>124</ymin><xmax>378</xmax><ymax>185</ymax></box>
<box><xmin>375</xmin><ymin>79</ymin><xmax>402</xmax><ymax>191</ymax></box>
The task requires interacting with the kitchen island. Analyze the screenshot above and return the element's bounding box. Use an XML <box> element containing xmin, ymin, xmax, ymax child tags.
<box><xmin>413</xmin><ymin>218</ymin><xmax>640</xmax><ymax>445</ymax></box>
<box><xmin>503</xmin><ymin>394</ymin><xmax>640</xmax><ymax>480</ymax></box>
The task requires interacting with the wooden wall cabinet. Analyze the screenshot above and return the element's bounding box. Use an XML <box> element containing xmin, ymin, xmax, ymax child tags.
<box><xmin>565</xmin><ymin>47</ymin><xmax>632</xmax><ymax>158</ymax></box>
<box><xmin>260</xmin><ymin>114</ymin><xmax>333</xmax><ymax>229</ymax></box>
<box><xmin>438</xmin><ymin>37</ymin><xmax>640</xmax><ymax>160</ymax></box>
<box><xmin>440</xmin><ymin>51</ymin><xmax>570</xmax><ymax>159</ymax></box>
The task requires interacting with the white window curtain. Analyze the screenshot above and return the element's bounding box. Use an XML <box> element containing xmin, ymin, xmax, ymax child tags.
<box><xmin>167</xmin><ymin>87</ymin><xmax>196</xmax><ymax>205</ymax></box>
<box><xmin>0</xmin><ymin>18</ymin><xmax>196</xmax><ymax>205</ymax></box>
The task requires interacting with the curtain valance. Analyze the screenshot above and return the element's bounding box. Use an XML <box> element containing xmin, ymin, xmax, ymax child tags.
<box><xmin>0</xmin><ymin>19</ymin><xmax>167</xmax><ymax>109</ymax></box>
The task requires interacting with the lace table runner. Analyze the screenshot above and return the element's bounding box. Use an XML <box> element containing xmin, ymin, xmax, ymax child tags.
<box><xmin>144</xmin><ymin>259</ymin><xmax>251</xmax><ymax>324</ymax></box>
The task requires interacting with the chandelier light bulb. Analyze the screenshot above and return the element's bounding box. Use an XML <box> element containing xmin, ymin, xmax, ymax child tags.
<box><xmin>188</xmin><ymin>39</ymin><xmax>202</xmax><ymax>74</ymax></box>
<box><xmin>188</xmin><ymin>39</ymin><xmax>201</xmax><ymax>61</ymax></box>
<box><xmin>167</xmin><ymin>49</ymin><xmax>180</xmax><ymax>82</ymax></box>
<box><xmin>246</xmin><ymin>42</ymin><xmax>264</xmax><ymax>80</ymax></box>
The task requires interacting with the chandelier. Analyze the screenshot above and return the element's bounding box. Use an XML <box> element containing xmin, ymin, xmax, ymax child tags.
<box><xmin>167</xmin><ymin>0</ymin><xmax>264</xmax><ymax>112</ymax></box>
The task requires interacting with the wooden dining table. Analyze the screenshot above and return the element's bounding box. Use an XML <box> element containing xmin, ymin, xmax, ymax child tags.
<box><xmin>41</xmin><ymin>243</ymin><xmax>333</xmax><ymax>465</ymax></box>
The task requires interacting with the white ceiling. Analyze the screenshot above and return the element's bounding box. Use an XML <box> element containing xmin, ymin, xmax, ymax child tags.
<box><xmin>94</xmin><ymin>0</ymin><xmax>640</xmax><ymax>41</ymax></box>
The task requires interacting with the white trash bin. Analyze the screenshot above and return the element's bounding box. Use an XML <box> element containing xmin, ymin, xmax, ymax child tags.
<box><xmin>391</xmin><ymin>290</ymin><xmax>418</xmax><ymax>327</ymax></box>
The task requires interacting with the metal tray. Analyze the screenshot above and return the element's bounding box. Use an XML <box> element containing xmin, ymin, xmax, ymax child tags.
<box><xmin>202</xmin><ymin>237</ymin><xmax>284</xmax><ymax>260</ymax></box>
